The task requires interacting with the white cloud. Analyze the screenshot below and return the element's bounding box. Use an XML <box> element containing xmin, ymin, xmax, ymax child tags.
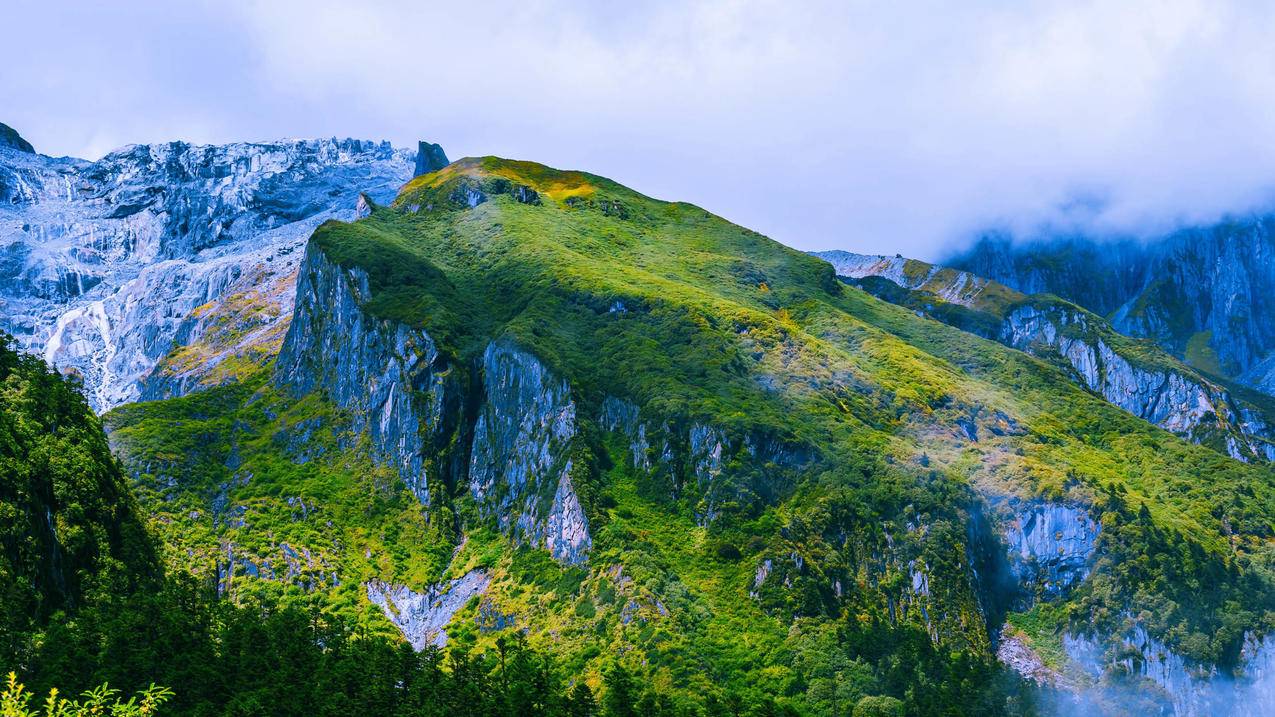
<box><xmin>4</xmin><ymin>0</ymin><xmax>1275</xmax><ymax>258</ymax></box>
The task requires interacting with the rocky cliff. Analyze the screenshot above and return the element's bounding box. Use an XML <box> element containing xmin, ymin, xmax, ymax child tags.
<box><xmin>275</xmin><ymin>243</ymin><xmax>451</xmax><ymax>505</ymax></box>
<box><xmin>0</xmin><ymin>129</ymin><xmax>437</xmax><ymax>411</ymax></box>
<box><xmin>948</xmin><ymin>225</ymin><xmax>1275</xmax><ymax>398</ymax></box>
<box><xmin>469</xmin><ymin>340</ymin><xmax>591</xmax><ymax>564</ymax></box>
<box><xmin>0</xmin><ymin>122</ymin><xmax>34</xmax><ymax>153</ymax></box>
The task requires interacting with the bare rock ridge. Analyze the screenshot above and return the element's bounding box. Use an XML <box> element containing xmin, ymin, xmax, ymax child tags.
<box><xmin>0</xmin><ymin>131</ymin><xmax>429</xmax><ymax>411</ymax></box>
<box><xmin>414</xmin><ymin>141</ymin><xmax>449</xmax><ymax>176</ymax></box>
<box><xmin>0</xmin><ymin>122</ymin><xmax>35</xmax><ymax>153</ymax></box>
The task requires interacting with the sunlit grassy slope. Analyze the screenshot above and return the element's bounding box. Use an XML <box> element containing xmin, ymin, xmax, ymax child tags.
<box><xmin>107</xmin><ymin>157</ymin><xmax>1275</xmax><ymax>713</ymax></box>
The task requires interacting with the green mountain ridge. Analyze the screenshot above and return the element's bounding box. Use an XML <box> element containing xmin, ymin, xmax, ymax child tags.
<box><xmin>58</xmin><ymin>157</ymin><xmax>1275</xmax><ymax>713</ymax></box>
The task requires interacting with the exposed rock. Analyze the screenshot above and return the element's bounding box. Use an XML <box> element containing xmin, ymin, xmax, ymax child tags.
<box><xmin>275</xmin><ymin>244</ymin><xmax>447</xmax><ymax>505</ymax></box>
<box><xmin>1002</xmin><ymin>303</ymin><xmax>1275</xmax><ymax>459</ymax></box>
<box><xmin>1064</xmin><ymin>624</ymin><xmax>1275</xmax><ymax>717</ymax></box>
<box><xmin>813</xmin><ymin>250</ymin><xmax>998</xmax><ymax>308</ymax></box>
<box><xmin>367</xmin><ymin>569</ymin><xmax>490</xmax><ymax>649</ymax></box>
<box><xmin>949</xmin><ymin>229</ymin><xmax>1275</xmax><ymax>397</ymax></box>
<box><xmin>1002</xmin><ymin>501</ymin><xmax>1099</xmax><ymax>601</ymax></box>
<box><xmin>997</xmin><ymin>630</ymin><xmax>1063</xmax><ymax>687</ymax></box>
<box><xmin>0</xmin><ymin>137</ymin><xmax>419</xmax><ymax>410</ymax></box>
<box><xmin>0</xmin><ymin>122</ymin><xmax>34</xmax><ymax>153</ymax></box>
<box><xmin>469</xmin><ymin>340</ymin><xmax>591</xmax><ymax>564</ymax></box>
<box><xmin>413</xmin><ymin>141</ymin><xmax>449</xmax><ymax>176</ymax></box>
<box><xmin>600</xmin><ymin>396</ymin><xmax>651</xmax><ymax>471</ymax></box>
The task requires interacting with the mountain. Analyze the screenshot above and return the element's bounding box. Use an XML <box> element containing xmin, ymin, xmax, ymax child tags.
<box><xmin>813</xmin><ymin>251</ymin><xmax>1275</xmax><ymax>463</ymax></box>
<box><xmin>0</xmin><ymin>132</ymin><xmax>439</xmax><ymax>412</ymax></box>
<box><xmin>97</xmin><ymin>157</ymin><xmax>1275</xmax><ymax>714</ymax></box>
<box><xmin>947</xmin><ymin>225</ymin><xmax>1275</xmax><ymax>396</ymax></box>
<box><xmin>0</xmin><ymin>123</ymin><xmax>34</xmax><ymax>154</ymax></box>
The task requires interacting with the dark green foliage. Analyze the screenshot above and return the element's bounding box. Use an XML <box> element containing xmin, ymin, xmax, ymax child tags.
<box><xmin>0</xmin><ymin>334</ymin><xmax>157</xmax><ymax>667</ymax></box>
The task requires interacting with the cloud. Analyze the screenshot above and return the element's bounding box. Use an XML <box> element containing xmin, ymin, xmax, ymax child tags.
<box><xmin>4</xmin><ymin>0</ymin><xmax>1275</xmax><ymax>258</ymax></box>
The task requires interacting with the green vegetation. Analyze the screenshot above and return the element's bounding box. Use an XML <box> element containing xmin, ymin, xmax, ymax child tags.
<box><xmin>12</xmin><ymin>155</ymin><xmax>1275</xmax><ymax>714</ymax></box>
<box><xmin>1</xmin><ymin>673</ymin><xmax>170</xmax><ymax>717</ymax></box>
<box><xmin>0</xmin><ymin>335</ymin><xmax>157</xmax><ymax>667</ymax></box>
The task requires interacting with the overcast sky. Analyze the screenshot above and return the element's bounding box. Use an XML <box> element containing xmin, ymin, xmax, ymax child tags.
<box><xmin>6</xmin><ymin>0</ymin><xmax>1275</xmax><ymax>259</ymax></box>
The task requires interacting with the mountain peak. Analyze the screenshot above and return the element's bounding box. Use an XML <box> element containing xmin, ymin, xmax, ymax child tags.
<box><xmin>413</xmin><ymin>140</ymin><xmax>449</xmax><ymax>176</ymax></box>
<box><xmin>0</xmin><ymin>122</ymin><xmax>34</xmax><ymax>153</ymax></box>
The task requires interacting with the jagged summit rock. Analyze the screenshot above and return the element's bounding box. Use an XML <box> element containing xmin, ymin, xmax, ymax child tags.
<box><xmin>0</xmin><ymin>136</ymin><xmax>438</xmax><ymax>411</ymax></box>
<box><xmin>414</xmin><ymin>140</ymin><xmax>449</xmax><ymax>176</ymax></box>
<box><xmin>0</xmin><ymin>122</ymin><xmax>34</xmax><ymax>153</ymax></box>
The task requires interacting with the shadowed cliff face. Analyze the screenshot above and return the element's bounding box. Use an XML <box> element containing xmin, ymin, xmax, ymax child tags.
<box><xmin>0</xmin><ymin>133</ymin><xmax>420</xmax><ymax>411</ymax></box>
<box><xmin>947</xmin><ymin>226</ymin><xmax>1275</xmax><ymax>397</ymax></box>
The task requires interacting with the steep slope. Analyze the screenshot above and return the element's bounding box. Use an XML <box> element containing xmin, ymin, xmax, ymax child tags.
<box><xmin>0</xmin><ymin>123</ymin><xmax>34</xmax><ymax>154</ymax></box>
<box><xmin>948</xmin><ymin>225</ymin><xmax>1275</xmax><ymax>396</ymax></box>
<box><xmin>106</xmin><ymin>158</ymin><xmax>1275</xmax><ymax>715</ymax></box>
<box><xmin>0</xmin><ymin>128</ymin><xmax>442</xmax><ymax>411</ymax></box>
<box><xmin>815</xmin><ymin>251</ymin><xmax>1275</xmax><ymax>462</ymax></box>
<box><xmin>0</xmin><ymin>334</ymin><xmax>157</xmax><ymax>664</ymax></box>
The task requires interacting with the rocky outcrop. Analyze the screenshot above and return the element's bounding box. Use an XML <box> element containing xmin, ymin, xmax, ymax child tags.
<box><xmin>997</xmin><ymin>632</ymin><xmax>1063</xmax><ymax>687</ymax></box>
<box><xmin>813</xmin><ymin>250</ymin><xmax>997</xmax><ymax>309</ymax></box>
<box><xmin>819</xmin><ymin>249</ymin><xmax>1275</xmax><ymax>459</ymax></box>
<box><xmin>948</xmin><ymin>228</ymin><xmax>1275</xmax><ymax>398</ymax></box>
<box><xmin>0</xmin><ymin>136</ymin><xmax>421</xmax><ymax>410</ymax></box>
<box><xmin>1064</xmin><ymin>625</ymin><xmax>1275</xmax><ymax>716</ymax></box>
<box><xmin>0</xmin><ymin>122</ymin><xmax>34</xmax><ymax>153</ymax></box>
<box><xmin>1002</xmin><ymin>303</ymin><xmax>1275</xmax><ymax>460</ymax></box>
<box><xmin>469</xmin><ymin>341</ymin><xmax>591</xmax><ymax>564</ymax></box>
<box><xmin>275</xmin><ymin>244</ymin><xmax>447</xmax><ymax>505</ymax></box>
<box><xmin>366</xmin><ymin>569</ymin><xmax>490</xmax><ymax>649</ymax></box>
<box><xmin>413</xmin><ymin>141</ymin><xmax>449</xmax><ymax>176</ymax></box>
<box><xmin>1001</xmin><ymin>501</ymin><xmax>1099</xmax><ymax>601</ymax></box>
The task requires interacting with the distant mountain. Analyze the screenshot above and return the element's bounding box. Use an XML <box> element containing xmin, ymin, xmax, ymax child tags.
<box><xmin>946</xmin><ymin>224</ymin><xmax>1275</xmax><ymax>396</ymax></box>
<box><xmin>0</xmin><ymin>128</ymin><xmax>440</xmax><ymax>411</ymax></box>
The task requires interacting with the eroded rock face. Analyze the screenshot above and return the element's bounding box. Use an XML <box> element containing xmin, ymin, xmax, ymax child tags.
<box><xmin>1002</xmin><ymin>303</ymin><xmax>1275</xmax><ymax>459</ymax></box>
<box><xmin>469</xmin><ymin>340</ymin><xmax>591</xmax><ymax>564</ymax></box>
<box><xmin>275</xmin><ymin>244</ymin><xmax>447</xmax><ymax>505</ymax></box>
<box><xmin>0</xmin><ymin>136</ymin><xmax>418</xmax><ymax>411</ymax></box>
<box><xmin>1002</xmin><ymin>501</ymin><xmax>1099</xmax><ymax>601</ymax></box>
<box><xmin>814</xmin><ymin>250</ymin><xmax>993</xmax><ymax>308</ymax></box>
<box><xmin>1064</xmin><ymin>626</ymin><xmax>1275</xmax><ymax>717</ymax></box>
<box><xmin>949</xmin><ymin>229</ymin><xmax>1275</xmax><ymax>397</ymax></box>
<box><xmin>366</xmin><ymin>569</ymin><xmax>490</xmax><ymax>649</ymax></box>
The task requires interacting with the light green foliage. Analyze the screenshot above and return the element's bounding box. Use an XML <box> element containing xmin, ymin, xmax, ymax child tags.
<box><xmin>1</xmin><ymin>673</ymin><xmax>171</xmax><ymax>717</ymax></box>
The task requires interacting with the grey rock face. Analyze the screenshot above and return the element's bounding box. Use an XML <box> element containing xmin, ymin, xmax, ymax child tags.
<box><xmin>0</xmin><ymin>123</ymin><xmax>34</xmax><ymax>153</ymax></box>
<box><xmin>949</xmin><ymin>227</ymin><xmax>1275</xmax><ymax>396</ymax></box>
<box><xmin>813</xmin><ymin>250</ymin><xmax>992</xmax><ymax>307</ymax></box>
<box><xmin>1064</xmin><ymin>625</ymin><xmax>1275</xmax><ymax>717</ymax></box>
<box><xmin>366</xmin><ymin>569</ymin><xmax>490</xmax><ymax>649</ymax></box>
<box><xmin>1002</xmin><ymin>303</ymin><xmax>1275</xmax><ymax>459</ymax></box>
<box><xmin>414</xmin><ymin>141</ymin><xmax>449</xmax><ymax>176</ymax></box>
<box><xmin>1001</xmin><ymin>501</ymin><xmax>1099</xmax><ymax>600</ymax></box>
<box><xmin>275</xmin><ymin>243</ymin><xmax>447</xmax><ymax>505</ymax></box>
<box><xmin>469</xmin><ymin>340</ymin><xmax>591</xmax><ymax>564</ymax></box>
<box><xmin>0</xmin><ymin>136</ymin><xmax>416</xmax><ymax>411</ymax></box>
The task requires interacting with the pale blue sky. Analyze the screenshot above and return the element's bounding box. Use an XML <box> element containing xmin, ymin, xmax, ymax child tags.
<box><xmin>6</xmin><ymin>0</ymin><xmax>1275</xmax><ymax>258</ymax></box>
